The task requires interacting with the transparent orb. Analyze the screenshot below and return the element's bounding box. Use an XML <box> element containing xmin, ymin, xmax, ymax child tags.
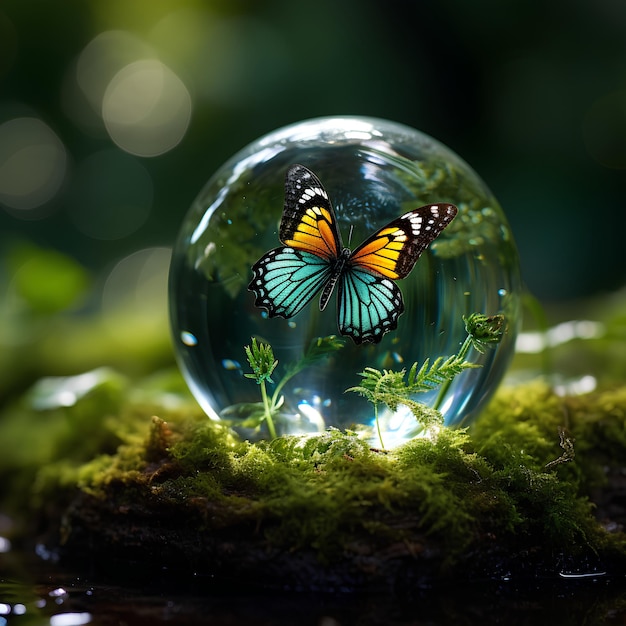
<box><xmin>169</xmin><ymin>116</ymin><xmax>522</xmax><ymax>446</ymax></box>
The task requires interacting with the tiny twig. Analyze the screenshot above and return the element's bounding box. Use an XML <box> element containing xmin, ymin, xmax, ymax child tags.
<box><xmin>545</xmin><ymin>427</ymin><xmax>576</xmax><ymax>469</ymax></box>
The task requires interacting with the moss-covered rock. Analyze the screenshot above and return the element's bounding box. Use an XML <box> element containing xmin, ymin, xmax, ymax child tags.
<box><xmin>13</xmin><ymin>378</ymin><xmax>620</xmax><ymax>592</ymax></box>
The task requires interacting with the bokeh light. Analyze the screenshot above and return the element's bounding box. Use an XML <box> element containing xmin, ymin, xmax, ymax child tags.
<box><xmin>101</xmin><ymin>246</ymin><xmax>171</xmax><ymax>343</ymax></box>
<box><xmin>0</xmin><ymin>117</ymin><xmax>67</xmax><ymax>217</ymax></box>
<box><xmin>8</xmin><ymin>245</ymin><xmax>90</xmax><ymax>315</ymax></box>
<box><xmin>102</xmin><ymin>59</ymin><xmax>192</xmax><ymax>157</ymax></box>
<box><xmin>1</xmin><ymin>0</ymin><xmax>626</xmax><ymax>306</ymax></box>
<box><xmin>63</xmin><ymin>30</ymin><xmax>154</xmax><ymax>134</ymax></box>
<box><xmin>64</xmin><ymin>29</ymin><xmax>192</xmax><ymax>156</ymax></box>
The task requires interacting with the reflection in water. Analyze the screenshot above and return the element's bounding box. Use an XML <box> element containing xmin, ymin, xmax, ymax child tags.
<box><xmin>0</xmin><ymin>543</ymin><xmax>625</xmax><ymax>625</ymax></box>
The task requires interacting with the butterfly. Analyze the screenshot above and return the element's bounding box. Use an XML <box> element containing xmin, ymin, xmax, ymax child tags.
<box><xmin>248</xmin><ymin>164</ymin><xmax>457</xmax><ymax>344</ymax></box>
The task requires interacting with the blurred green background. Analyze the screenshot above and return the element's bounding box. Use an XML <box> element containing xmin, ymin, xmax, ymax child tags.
<box><xmin>1</xmin><ymin>0</ymin><xmax>626</xmax><ymax>398</ymax></box>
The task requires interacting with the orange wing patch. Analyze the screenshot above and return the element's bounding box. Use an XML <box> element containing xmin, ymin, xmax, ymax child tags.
<box><xmin>350</xmin><ymin>227</ymin><xmax>407</xmax><ymax>279</ymax></box>
<box><xmin>284</xmin><ymin>206</ymin><xmax>339</xmax><ymax>259</ymax></box>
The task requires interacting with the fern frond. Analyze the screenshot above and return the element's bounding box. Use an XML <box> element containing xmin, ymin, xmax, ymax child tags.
<box><xmin>346</xmin><ymin>312</ymin><xmax>507</xmax><ymax>447</ymax></box>
<box><xmin>283</xmin><ymin>335</ymin><xmax>346</xmax><ymax>381</ymax></box>
<box><xmin>275</xmin><ymin>335</ymin><xmax>345</xmax><ymax>402</ymax></box>
<box><xmin>348</xmin><ymin>355</ymin><xmax>476</xmax><ymax>414</ymax></box>
<box><xmin>413</xmin><ymin>355</ymin><xmax>480</xmax><ymax>390</ymax></box>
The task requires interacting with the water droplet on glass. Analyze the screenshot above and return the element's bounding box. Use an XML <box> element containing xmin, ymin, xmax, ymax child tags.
<box><xmin>180</xmin><ymin>330</ymin><xmax>198</xmax><ymax>346</ymax></box>
<box><xmin>49</xmin><ymin>588</ymin><xmax>68</xmax><ymax>598</ymax></box>
<box><xmin>391</xmin><ymin>352</ymin><xmax>404</xmax><ymax>364</ymax></box>
<box><xmin>221</xmin><ymin>359</ymin><xmax>241</xmax><ymax>372</ymax></box>
<box><xmin>169</xmin><ymin>116</ymin><xmax>522</xmax><ymax>443</ymax></box>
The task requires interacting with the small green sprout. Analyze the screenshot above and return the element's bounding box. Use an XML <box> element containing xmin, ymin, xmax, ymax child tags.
<box><xmin>244</xmin><ymin>337</ymin><xmax>278</xmax><ymax>385</ymax></box>
<box><xmin>242</xmin><ymin>335</ymin><xmax>345</xmax><ymax>438</ymax></box>
<box><xmin>463</xmin><ymin>312</ymin><xmax>505</xmax><ymax>354</ymax></box>
<box><xmin>244</xmin><ymin>338</ymin><xmax>280</xmax><ymax>438</ymax></box>
<box><xmin>433</xmin><ymin>313</ymin><xmax>506</xmax><ymax>410</ymax></box>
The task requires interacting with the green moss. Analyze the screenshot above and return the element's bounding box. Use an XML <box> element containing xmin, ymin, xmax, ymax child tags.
<box><xmin>2</xmin><ymin>358</ymin><xmax>626</xmax><ymax>579</ymax></box>
<box><xmin>0</xmin><ymin>366</ymin><xmax>203</xmax><ymax>517</ymax></box>
<box><xmin>51</xmin><ymin>382</ymin><xmax>625</xmax><ymax>569</ymax></box>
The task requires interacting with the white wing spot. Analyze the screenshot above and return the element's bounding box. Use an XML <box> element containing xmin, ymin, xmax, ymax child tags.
<box><xmin>406</xmin><ymin>214</ymin><xmax>422</xmax><ymax>235</ymax></box>
<box><xmin>401</xmin><ymin>213</ymin><xmax>421</xmax><ymax>225</ymax></box>
<box><xmin>300</xmin><ymin>186</ymin><xmax>328</xmax><ymax>203</ymax></box>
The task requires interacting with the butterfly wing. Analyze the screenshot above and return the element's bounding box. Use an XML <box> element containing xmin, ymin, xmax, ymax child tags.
<box><xmin>338</xmin><ymin>267</ymin><xmax>404</xmax><ymax>344</ymax></box>
<box><xmin>248</xmin><ymin>165</ymin><xmax>342</xmax><ymax>319</ymax></box>
<box><xmin>337</xmin><ymin>203</ymin><xmax>457</xmax><ymax>343</ymax></box>
<box><xmin>349</xmin><ymin>203</ymin><xmax>458</xmax><ymax>279</ymax></box>
<box><xmin>249</xmin><ymin>247</ymin><xmax>333</xmax><ymax>318</ymax></box>
<box><xmin>279</xmin><ymin>164</ymin><xmax>343</xmax><ymax>259</ymax></box>
<box><xmin>249</xmin><ymin>163</ymin><xmax>457</xmax><ymax>341</ymax></box>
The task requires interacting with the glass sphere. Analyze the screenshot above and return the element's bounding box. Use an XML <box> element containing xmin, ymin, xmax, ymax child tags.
<box><xmin>169</xmin><ymin>116</ymin><xmax>522</xmax><ymax>446</ymax></box>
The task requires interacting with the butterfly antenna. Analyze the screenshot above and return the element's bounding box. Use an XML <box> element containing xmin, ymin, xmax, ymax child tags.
<box><xmin>347</xmin><ymin>224</ymin><xmax>354</xmax><ymax>247</ymax></box>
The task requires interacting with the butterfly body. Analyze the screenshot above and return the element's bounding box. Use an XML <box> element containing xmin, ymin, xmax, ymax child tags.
<box><xmin>248</xmin><ymin>165</ymin><xmax>457</xmax><ymax>344</ymax></box>
<box><xmin>319</xmin><ymin>247</ymin><xmax>351</xmax><ymax>311</ymax></box>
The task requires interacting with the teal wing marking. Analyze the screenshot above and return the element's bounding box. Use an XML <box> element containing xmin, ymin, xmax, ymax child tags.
<box><xmin>249</xmin><ymin>247</ymin><xmax>332</xmax><ymax>318</ymax></box>
<box><xmin>337</xmin><ymin>266</ymin><xmax>404</xmax><ymax>344</ymax></box>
